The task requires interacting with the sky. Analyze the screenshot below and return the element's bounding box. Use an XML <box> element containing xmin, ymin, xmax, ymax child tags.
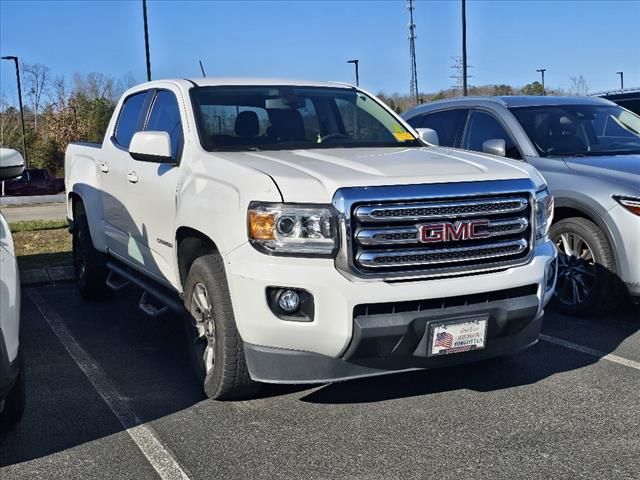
<box><xmin>1</xmin><ymin>0</ymin><xmax>639</xmax><ymax>104</ymax></box>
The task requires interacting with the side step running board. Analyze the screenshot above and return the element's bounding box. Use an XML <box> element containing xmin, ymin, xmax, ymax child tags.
<box><xmin>106</xmin><ymin>261</ymin><xmax>185</xmax><ymax>316</ymax></box>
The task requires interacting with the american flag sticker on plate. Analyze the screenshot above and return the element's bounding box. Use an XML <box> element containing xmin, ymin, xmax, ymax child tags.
<box><xmin>429</xmin><ymin>316</ymin><xmax>488</xmax><ymax>356</ymax></box>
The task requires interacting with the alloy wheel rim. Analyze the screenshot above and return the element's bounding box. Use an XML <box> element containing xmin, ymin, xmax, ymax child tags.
<box><xmin>554</xmin><ymin>232</ymin><xmax>596</xmax><ymax>306</ymax></box>
<box><xmin>190</xmin><ymin>282</ymin><xmax>215</xmax><ymax>374</ymax></box>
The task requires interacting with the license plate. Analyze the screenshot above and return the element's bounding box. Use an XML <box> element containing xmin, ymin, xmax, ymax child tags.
<box><xmin>428</xmin><ymin>316</ymin><xmax>488</xmax><ymax>356</ymax></box>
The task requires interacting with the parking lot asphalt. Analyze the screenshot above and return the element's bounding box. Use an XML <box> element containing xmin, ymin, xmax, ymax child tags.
<box><xmin>1</xmin><ymin>282</ymin><xmax>639</xmax><ymax>480</ymax></box>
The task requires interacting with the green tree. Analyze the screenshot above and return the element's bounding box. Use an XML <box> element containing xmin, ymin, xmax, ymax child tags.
<box><xmin>520</xmin><ymin>81</ymin><xmax>544</xmax><ymax>96</ymax></box>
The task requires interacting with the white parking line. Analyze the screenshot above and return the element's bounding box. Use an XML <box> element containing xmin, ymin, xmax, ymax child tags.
<box><xmin>540</xmin><ymin>334</ymin><xmax>640</xmax><ymax>371</ymax></box>
<box><xmin>27</xmin><ymin>289</ymin><xmax>193</xmax><ymax>480</ymax></box>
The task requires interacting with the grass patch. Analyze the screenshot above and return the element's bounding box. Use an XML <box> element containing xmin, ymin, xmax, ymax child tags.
<box><xmin>10</xmin><ymin>219</ymin><xmax>68</xmax><ymax>233</ymax></box>
<box><xmin>13</xmin><ymin>227</ymin><xmax>72</xmax><ymax>270</ymax></box>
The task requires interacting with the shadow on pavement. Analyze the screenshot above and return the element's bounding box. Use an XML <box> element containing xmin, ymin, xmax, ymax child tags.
<box><xmin>1</xmin><ymin>282</ymin><xmax>637</xmax><ymax>466</ymax></box>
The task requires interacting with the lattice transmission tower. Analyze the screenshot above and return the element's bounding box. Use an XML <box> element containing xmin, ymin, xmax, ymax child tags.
<box><xmin>407</xmin><ymin>0</ymin><xmax>419</xmax><ymax>106</ymax></box>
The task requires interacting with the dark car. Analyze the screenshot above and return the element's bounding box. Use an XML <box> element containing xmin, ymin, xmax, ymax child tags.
<box><xmin>2</xmin><ymin>168</ymin><xmax>65</xmax><ymax>196</ymax></box>
<box><xmin>597</xmin><ymin>89</ymin><xmax>640</xmax><ymax>115</ymax></box>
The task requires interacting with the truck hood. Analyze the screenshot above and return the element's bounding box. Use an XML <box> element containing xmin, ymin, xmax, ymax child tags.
<box><xmin>220</xmin><ymin>147</ymin><xmax>538</xmax><ymax>203</ymax></box>
<box><xmin>563</xmin><ymin>154</ymin><xmax>640</xmax><ymax>189</ymax></box>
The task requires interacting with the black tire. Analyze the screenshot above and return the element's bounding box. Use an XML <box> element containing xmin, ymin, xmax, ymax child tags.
<box><xmin>73</xmin><ymin>202</ymin><xmax>110</xmax><ymax>300</ymax></box>
<box><xmin>0</xmin><ymin>349</ymin><xmax>25</xmax><ymax>431</ymax></box>
<box><xmin>550</xmin><ymin>217</ymin><xmax>619</xmax><ymax>317</ymax></box>
<box><xmin>183</xmin><ymin>254</ymin><xmax>259</xmax><ymax>400</ymax></box>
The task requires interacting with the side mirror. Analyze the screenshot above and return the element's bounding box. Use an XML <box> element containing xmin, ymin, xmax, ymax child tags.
<box><xmin>129</xmin><ymin>131</ymin><xmax>174</xmax><ymax>163</ymax></box>
<box><xmin>482</xmin><ymin>138</ymin><xmax>506</xmax><ymax>157</ymax></box>
<box><xmin>0</xmin><ymin>148</ymin><xmax>26</xmax><ymax>181</ymax></box>
<box><xmin>415</xmin><ymin>128</ymin><xmax>439</xmax><ymax>146</ymax></box>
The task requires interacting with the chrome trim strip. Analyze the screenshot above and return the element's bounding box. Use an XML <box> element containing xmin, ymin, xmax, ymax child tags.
<box><xmin>332</xmin><ymin>178</ymin><xmax>537</xmax><ymax>281</ymax></box>
<box><xmin>357</xmin><ymin>239</ymin><xmax>528</xmax><ymax>268</ymax></box>
<box><xmin>355</xmin><ymin>217</ymin><xmax>529</xmax><ymax>246</ymax></box>
<box><xmin>354</xmin><ymin>196</ymin><xmax>528</xmax><ymax>223</ymax></box>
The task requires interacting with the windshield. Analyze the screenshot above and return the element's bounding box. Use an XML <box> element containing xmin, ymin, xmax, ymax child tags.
<box><xmin>191</xmin><ymin>86</ymin><xmax>420</xmax><ymax>151</ymax></box>
<box><xmin>510</xmin><ymin>104</ymin><xmax>640</xmax><ymax>157</ymax></box>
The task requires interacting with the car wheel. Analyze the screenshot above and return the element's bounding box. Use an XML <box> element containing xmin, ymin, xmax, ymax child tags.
<box><xmin>0</xmin><ymin>349</ymin><xmax>25</xmax><ymax>431</ymax></box>
<box><xmin>183</xmin><ymin>254</ymin><xmax>259</xmax><ymax>400</ymax></box>
<box><xmin>73</xmin><ymin>202</ymin><xmax>110</xmax><ymax>300</ymax></box>
<box><xmin>550</xmin><ymin>217</ymin><xmax>619</xmax><ymax>317</ymax></box>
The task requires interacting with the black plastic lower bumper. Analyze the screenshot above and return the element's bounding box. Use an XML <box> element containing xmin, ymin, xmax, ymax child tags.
<box><xmin>244</xmin><ymin>294</ymin><xmax>543</xmax><ymax>384</ymax></box>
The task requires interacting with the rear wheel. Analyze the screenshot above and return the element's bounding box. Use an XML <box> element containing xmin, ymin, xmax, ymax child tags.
<box><xmin>73</xmin><ymin>202</ymin><xmax>110</xmax><ymax>300</ymax></box>
<box><xmin>550</xmin><ymin>217</ymin><xmax>619</xmax><ymax>317</ymax></box>
<box><xmin>0</xmin><ymin>349</ymin><xmax>25</xmax><ymax>431</ymax></box>
<box><xmin>183</xmin><ymin>254</ymin><xmax>259</xmax><ymax>400</ymax></box>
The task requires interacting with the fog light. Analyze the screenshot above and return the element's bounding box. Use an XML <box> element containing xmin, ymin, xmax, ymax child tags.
<box><xmin>277</xmin><ymin>289</ymin><xmax>300</xmax><ymax>313</ymax></box>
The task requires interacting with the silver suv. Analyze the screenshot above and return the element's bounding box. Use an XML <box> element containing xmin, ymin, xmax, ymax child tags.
<box><xmin>404</xmin><ymin>96</ymin><xmax>640</xmax><ymax>316</ymax></box>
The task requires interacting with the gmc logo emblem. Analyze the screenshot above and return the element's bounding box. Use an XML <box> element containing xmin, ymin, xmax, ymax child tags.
<box><xmin>419</xmin><ymin>220</ymin><xmax>491</xmax><ymax>243</ymax></box>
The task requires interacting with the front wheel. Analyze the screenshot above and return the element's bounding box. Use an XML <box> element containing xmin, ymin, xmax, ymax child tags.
<box><xmin>183</xmin><ymin>254</ymin><xmax>259</xmax><ymax>400</ymax></box>
<box><xmin>550</xmin><ymin>217</ymin><xmax>619</xmax><ymax>317</ymax></box>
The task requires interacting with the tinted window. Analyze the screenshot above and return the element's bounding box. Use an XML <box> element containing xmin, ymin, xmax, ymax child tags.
<box><xmin>417</xmin><ymin>109</ymin><xmax>468</xmax><ymax>147</ymax></box>
<box><xmin>146</xmin><ymin>90</ymin><xmax>183</xmax><ymax>159</ymax></box>
<box><xmin>465</xmin><ymin>111</ymin><xmax>521</xmax><ymax>159</ymax></box>
<box><xmin>510</xmin><ymin>104</ymin><xmax>640</xmax><ymax>157</ymax></box>
<box><xmin>114</xmin><ymin>92</ymin><xmax>147</xmax><ymax>148</ymax></box>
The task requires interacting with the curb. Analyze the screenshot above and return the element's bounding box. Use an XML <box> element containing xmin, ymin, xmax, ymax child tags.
<box><xmin>1</xmin><ymin>194</ymin><xmax>66</xmax><ymax>207</ymax></box>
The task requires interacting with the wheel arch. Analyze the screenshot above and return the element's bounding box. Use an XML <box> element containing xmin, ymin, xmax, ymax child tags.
<box><xmin>553</xmin><ymin>198</ymin><xmax>621</xmax><ymax>275</ymax></box>
<box><xmin>176</xmin><ymin>227</ymin><xmax>219</xmax><ymax>288</ymax></box>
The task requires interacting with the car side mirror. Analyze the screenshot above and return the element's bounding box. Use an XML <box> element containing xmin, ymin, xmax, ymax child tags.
<box><xmin>129</xmin><ymin>131</ymin><xmax>174</xmax><ymax>164</ymax></box>
<box><xmin>0</xmin><ymin>148</ymin><xmax>26</xmax><ymax>181</ymax></box>
<box><xmin>482</xmin><ymin>138</ymin><xmax>506</xmax><ymax>157</ymax></box>
<box><xmin>415</xmin><ymin>128</ymin><xmax>439</xmax><ymax>146</ymax></box>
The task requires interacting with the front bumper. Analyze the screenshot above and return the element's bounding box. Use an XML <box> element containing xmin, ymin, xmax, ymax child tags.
<box><xmin>245</xmin><ymin>301</ymin><xmax>544</xmax><ymax>384</ymax></box>
<box><xmin>225</xmin><ymin>239</ymin><xmax>556</xmax><ymax>382</ymax></box>
<box><xmin>607</xmin><ymin>205</ymin><xmax>640</xmax><ymax>297</ymax></box>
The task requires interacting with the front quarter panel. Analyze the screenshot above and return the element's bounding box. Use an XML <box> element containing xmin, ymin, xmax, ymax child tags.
<box><xmin>176</xmin><ymin>152</ymin><xmax>283</xmax><ymax>261</ymax></box>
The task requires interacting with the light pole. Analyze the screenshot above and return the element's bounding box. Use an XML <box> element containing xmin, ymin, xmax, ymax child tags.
<box><xmin>142</xmin><ymin>0</ymin><xmax>151</xmax><ymax>81</ymax></box>
<box><xmin>347</xmin><ymin>59</ymin><xmax>359</xmax><ymax>86</ymax></box>
<box><xmin>461</xmin><ymin>0</ymin><xmax>468</xmax><ymax>96</ymax></box>
<box><xmin>536</xmin><ymin>68</ymin><xmax>546</xmax><ymax>95</ymax></box>
<box><xmin>616</xmin><ymin>71</ymin><xmax>624</xmax><ymax>91</ymax></box>
<box><xmin>1</xmin><ymin>55</ymin><xmax>28</xmax><ymax>167</ymax></box>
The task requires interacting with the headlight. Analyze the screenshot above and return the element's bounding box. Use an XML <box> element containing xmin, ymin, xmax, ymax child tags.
<box><xmin>248</xmin><ymin>203</ymin><xmax>337</xmax><ymax>256</ymax></box>
<box><xmin>535</xmin><ymin>188</ymin><xmax>554</xmax><ymax>242</ymax></box>
<box><xmin>613</xmin><ymin>195</ymin><xmax>640</xmax><ymax>216</ymax></box>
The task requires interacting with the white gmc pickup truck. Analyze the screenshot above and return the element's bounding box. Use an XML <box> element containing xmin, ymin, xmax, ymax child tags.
<box><xmin>65</xmin><ymin>78</ymin><xmax>557</xmax><ymax>399</ymax></box>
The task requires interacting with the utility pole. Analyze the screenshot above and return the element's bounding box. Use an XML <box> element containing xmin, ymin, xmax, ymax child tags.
<box><xmin>461</xmin><ymin>0</ymin><xmax>468</xmax><ymax>96</ymax></box>
<box><xmin>142</xmin><ymin>0</ymin><xmax>152</xmax><ymax>81</ymax></box>
<box><xmin>407</xmin><ymin>0</ymin><xmax>419</xmax><ymax>106</ymax></box>
<box><xmin>1</xmin><ymin>55</ymin><xmax>28</xmax><ymax>168</ymax></box>
<box><xmin>536</xmin><ymin>68</ymin><xmax>546</xmax><ymax>95</ymax></box>
<box><xmin>616</xmin><ymin>71</ymin><xmax>624</xmax><ymax>91</ymax></box>
<box><xmin>347</xmin><ymin>59</ymin><xmax>359</xmax><ymax>86</ymax></box>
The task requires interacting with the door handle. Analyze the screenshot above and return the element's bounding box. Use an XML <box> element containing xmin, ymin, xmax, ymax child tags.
<box><xmin>99</xmin><ymin>162</ymin><xmax>110</xmax><ymax>173</ymax></box>
<box><xmin>127</xmin><ymin>171</ymin><xmax>139</xmax><ymax>184</ymax></box>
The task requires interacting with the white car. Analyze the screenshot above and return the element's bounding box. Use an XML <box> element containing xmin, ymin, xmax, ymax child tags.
<box><xmin>65</xmin><ymin>78</ymin><xmax>557</xmax><ymax>399</ymax></box>
<box><xmin>0</xmin><ymin>147</ymin><xmax>25</xmax><ymax>429</ymax></box>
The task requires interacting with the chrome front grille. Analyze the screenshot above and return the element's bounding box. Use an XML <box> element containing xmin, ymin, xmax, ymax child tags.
<box><xmin>333</xmin><ymin>180</ymin><xmax>536</xmax><ymax>280</ymax></box>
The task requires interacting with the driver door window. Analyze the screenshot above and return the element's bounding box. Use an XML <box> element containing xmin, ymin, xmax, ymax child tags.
<box><xmin>464</xmin><ymin>111</ymin><xmax>521</xmax><ymax>159</ymax></box>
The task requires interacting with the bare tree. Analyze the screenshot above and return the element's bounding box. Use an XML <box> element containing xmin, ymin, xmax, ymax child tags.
<box><xmin>22</xmin><ymin>63</ymin><xmax>51</xmax><ymax>132</ymax></box>
<box><xmin>569</xmin><ymin>75</ymin><xmax>589</xmax><ymax>96</ymax></box>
